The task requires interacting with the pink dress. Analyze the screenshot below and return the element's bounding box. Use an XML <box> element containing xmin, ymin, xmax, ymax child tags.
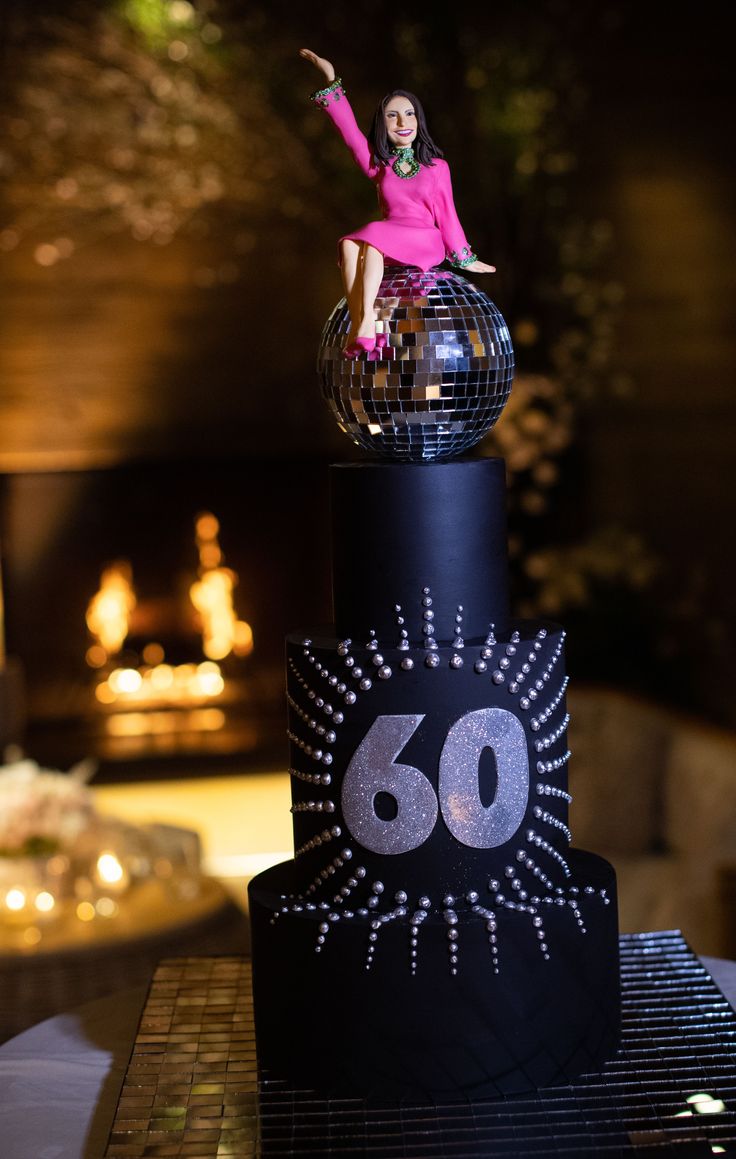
<box><xmin>313</xmin><ymin>81</ymin><xmax>477</xmax><ymax>273</ymax></box>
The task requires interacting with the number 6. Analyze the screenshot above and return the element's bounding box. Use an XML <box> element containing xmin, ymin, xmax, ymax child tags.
<box><xmin>341</xmin><ymin>715</ymin><xmax>438</xmax><ymax>854</ymax></box>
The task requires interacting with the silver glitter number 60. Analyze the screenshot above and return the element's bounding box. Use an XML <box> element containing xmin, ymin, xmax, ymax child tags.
<box><xmin>342</xmin><ymin>709</ymin><xmax>529</xmax><ymax>854</ymax></box>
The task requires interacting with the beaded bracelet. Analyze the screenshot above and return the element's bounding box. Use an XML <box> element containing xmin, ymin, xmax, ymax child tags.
<box><xmin>310</xmin><ymin>77</ymin><xmax>344</xmax><ymax>107</ymax></box>
<box><xmin>449</xmin><ymin>247</ymin><xmax>478</xmax><ymax>268</ymax></box>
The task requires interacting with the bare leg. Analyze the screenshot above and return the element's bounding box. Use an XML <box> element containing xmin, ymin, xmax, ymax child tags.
<box><xmin>357</xmin><ymin>244</ymin><xmax>384</xmax><ymax>338</ymax></box>
<box><xmin>340</xmin><ymin>239</ymin><xmax>362</xmax><ymax>342</ymax></box>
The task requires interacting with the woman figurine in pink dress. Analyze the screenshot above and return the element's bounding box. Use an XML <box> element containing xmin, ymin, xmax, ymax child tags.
<box><xmin>300</xmin><ymin>49</ymin><xmax>496</xmax><ymax>358</ymax></box>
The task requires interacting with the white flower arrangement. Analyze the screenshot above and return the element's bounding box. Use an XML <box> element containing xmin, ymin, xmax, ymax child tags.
<box><xmin>0</xmin><ymin>758</ymin><xmax>98</xmax><ymax>858</ymax></box>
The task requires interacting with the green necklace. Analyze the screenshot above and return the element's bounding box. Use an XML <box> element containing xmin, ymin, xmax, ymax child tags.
<box><xmin>390</xmin><ymin>145</ymin><xmax>420</xmax><ymax>179</ymax></box>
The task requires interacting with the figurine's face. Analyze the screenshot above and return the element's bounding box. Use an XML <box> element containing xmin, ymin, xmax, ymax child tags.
<box><xmin>384</xmin><ymin>97</ymin><xmax>417</xmax><ymax>147</ymax></box>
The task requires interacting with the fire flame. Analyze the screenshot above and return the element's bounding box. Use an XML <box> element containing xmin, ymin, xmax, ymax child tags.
<box><xmin>189</xmin><ymin>512</ymin><xmax>253</xmax><ymax>660</ymax></box>
<box><xmin>85</xmin><ymin>514</ymin><xmax>251</xmax><ymax>721</ymax></box>
<box><xmin>85</xmin><ymin>561</ymin><xmax>136</xmax><ymax>659</ymax></box>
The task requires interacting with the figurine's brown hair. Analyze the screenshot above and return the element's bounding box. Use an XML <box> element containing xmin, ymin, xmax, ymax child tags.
<box><xmin>369</xmin><ymin>89</ymin><xmax>444</xmax><ymax>167</ymax></box>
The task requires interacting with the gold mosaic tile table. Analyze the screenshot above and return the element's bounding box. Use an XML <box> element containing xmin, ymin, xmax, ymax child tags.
<box><xmin>106</xmin><ymin>957</ymin><xmax>257</xmax><ymax>1157</ymax></box>
<box><xmin>102</xmin><ymin>932</ymin><xmax>736</xmax><ymax>1158</ymax></box>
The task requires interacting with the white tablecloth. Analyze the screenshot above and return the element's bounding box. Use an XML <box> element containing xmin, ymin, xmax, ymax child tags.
<box><xmin>0</xmin><ymin>985</ymin><xmax>148</xmax><ymax>1159</ymax></box>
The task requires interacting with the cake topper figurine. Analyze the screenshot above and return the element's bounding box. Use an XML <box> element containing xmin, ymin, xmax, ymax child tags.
<box><xmin>300</xmin><ymin>49</ymin><xmax>496</xmax><ymax>359</ymax></box>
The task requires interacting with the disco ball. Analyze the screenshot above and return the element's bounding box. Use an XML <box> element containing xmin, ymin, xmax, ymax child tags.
<box><xmin>318</xmin><ymin>266</ymin><xmax>514</xmax><ymax>461</ymax></box>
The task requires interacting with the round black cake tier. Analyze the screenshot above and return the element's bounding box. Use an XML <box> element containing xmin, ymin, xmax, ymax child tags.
<box><xmin>318</xmin><ymin>267</ymin><xmax>514</xmax><ymax>461</ymax></box>
<box><xmin>248</xmin><ymin>850</ymin><xmax>620</xmax><ymax>1099</ymax></box>
<box><xmin>331</xmin><ymin>458</ymin><xmax>510</xmax><ymax>642</ymax></box>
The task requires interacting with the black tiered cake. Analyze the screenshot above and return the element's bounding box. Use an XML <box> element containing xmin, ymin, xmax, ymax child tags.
<box><xmin>248</xmin><ymin>273</ymin><xmax>620</xmax><ymax>1099</ymax></box>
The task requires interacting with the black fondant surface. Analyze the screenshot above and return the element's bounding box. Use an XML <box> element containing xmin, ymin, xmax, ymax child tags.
<box><xmin>248</xmin><ymin>851</ymin><xmax>620</xmax><ymax>1099</ymax></box>
<box><xmin>330</xmin><ymin>459</ymin><xmax>509</xmax><ymax>642</ymax></box>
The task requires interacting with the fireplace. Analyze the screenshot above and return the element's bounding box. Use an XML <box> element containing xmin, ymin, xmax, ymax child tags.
<box><xmin>0</xmin><ymin>456</ymin><xmax>332</xmax><ymax>781</ymax></box>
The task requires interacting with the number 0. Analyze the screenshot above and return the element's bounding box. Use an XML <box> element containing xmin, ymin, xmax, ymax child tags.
<box><xmin>439</xmin><ymin>708</ymin><xmax>529</xmax><ymax>848</ymax></box>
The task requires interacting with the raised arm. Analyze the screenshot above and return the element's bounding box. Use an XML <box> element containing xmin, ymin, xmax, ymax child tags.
<box><xmin>299</xmin><ymin>48</ymin><xmax>376</xmax><ymax>178</ymax></box>
<box><xmin>433</xmin><ymin>160</ymin><xmax>495</xmax><ymax>274</ymax></box>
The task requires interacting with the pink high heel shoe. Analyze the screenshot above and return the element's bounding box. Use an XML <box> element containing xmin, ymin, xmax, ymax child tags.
<box><xmin>343</xmin><ymin>336</ymin><xmax>376</xmax><ymax>359</ymax></box>
<box><xmin>375</xmin><ymin>332</ymin><xmax>388</xmax><ymax>351</ymax></box>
